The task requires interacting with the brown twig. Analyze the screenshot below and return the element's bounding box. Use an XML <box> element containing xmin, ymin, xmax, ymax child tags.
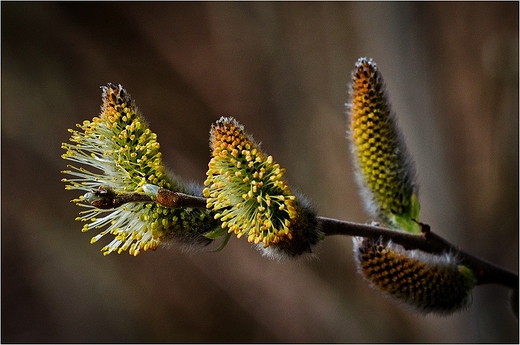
<box><xmin>87</xmin><ymin>187</ymin><xmax>518</xmax><ymax>291</ymax></box>
<box><xmin>88</xmin><ymin>186</ymin><xmax>152</xmax><ymax>209</ymax></box>
<box><xmin>87</xmin><ymin>186</ymin><xmax>207</xmax><ymax>209</ymax></box>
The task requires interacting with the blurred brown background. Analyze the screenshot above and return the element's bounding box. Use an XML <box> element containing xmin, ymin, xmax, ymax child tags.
<box><xmin>2</xmin><ymin>2</ymin><xmax>518</xmax><ymax>343</ymax></box>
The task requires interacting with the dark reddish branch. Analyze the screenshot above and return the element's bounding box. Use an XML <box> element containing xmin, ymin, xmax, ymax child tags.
<box><xmin>88</xmin><ymin>187</ymin><xmax>518</xmax><ymax>291</ymax></box>
<box><xmin>88</xmin><ymin>186</ymin><xmax>207</xmax><ymax>209</ymax></box>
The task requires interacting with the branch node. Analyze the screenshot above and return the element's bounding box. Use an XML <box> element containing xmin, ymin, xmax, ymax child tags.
<box><xmin>418</xmin><ymin>221</ymin><xmax>431</xmax><ymax>235</ymax></box>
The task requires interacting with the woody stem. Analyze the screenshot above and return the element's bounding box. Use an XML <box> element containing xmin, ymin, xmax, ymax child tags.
<box><xmin>87</xmin><ymin>187</ymin><xmax>518</xmax><ymax>291</ymax></box>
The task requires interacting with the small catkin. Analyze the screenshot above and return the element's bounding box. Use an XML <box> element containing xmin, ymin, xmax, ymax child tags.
<box><xmin>353</xmin><ymin>237</ymin><xmax>476</xmax><ymax>315</ymax></box>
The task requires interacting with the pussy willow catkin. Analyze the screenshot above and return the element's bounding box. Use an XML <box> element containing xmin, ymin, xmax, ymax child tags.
<box><xmin>347</xmin><ymin>58</ymin><xmax>476</xmax><ymax>315</ymax></box>
<box><xmin>353</xmin><ymin>237</ymin><xmax>476</xmax><ymax>315</ymax></box>
<box><xmin>62</xmin><ymin>84</ymin><xmax>217</xmax><ymax>255</ymax></box>
<box><xmin>204</xmin><ymin>117</ymin><xmax>322</xmax><ymax>259</ymax></box>
<box><xmin>347</xmin><ymin>57</ymin><xmax>420</xmax><ymax>233</ymax></box>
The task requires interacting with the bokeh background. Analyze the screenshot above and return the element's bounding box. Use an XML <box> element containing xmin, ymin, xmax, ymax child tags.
<box><xmin>2</xmin><ymin>2</ymin><xmax>518</xmax><ymax>343</ymax></box>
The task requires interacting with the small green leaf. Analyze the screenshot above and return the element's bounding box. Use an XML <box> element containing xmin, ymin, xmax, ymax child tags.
<box><xmin>204</xmin><ymin>227</ymin><xmax>229</xmax><ymax>240</ymax></box>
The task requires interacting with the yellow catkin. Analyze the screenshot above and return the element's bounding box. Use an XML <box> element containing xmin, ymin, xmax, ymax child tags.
<box><xmin>61</xmin><ymin>84</ymin><xmax>216</xmax><ymax>255</ymax></box>
<box><xmin>204</xmin><ymin>117</ymin><xmax>322</xmax><ymax>259</ymax></box>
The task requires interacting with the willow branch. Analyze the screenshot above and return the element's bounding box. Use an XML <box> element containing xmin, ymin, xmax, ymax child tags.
<box><xmin>88</xmin><ymin>187</ymin><xmax>518</xmax><ymax>290</ymax></box>
<box><xmin>88</xmin><ymin>186</ymin><xmax>207</xmax><ymax>209</ymax></box>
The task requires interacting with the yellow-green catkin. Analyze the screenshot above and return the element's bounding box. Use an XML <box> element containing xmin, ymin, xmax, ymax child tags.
<box><xmin>353</xmin><ymin>237</ymin><xmax>477</xmax><ymax>315</ymax></box>
<box><xmin>347</xmin><ymin>58</ymin><xmax>477</xmax><ymax>315</ymax></box>
<box><xmin>61</xmin><ymin>83</ymin><xmax>217</xmax><ymax>256</ymax></box>
<box><xmin>347</xmin><ymin>57</ymin><xmax>420</xmax><ymax>233</ymax></box>
<box><xmin>204</xmin><ymin>117</ymin><xmax>322</xmax><ymax>259</ymax></box>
